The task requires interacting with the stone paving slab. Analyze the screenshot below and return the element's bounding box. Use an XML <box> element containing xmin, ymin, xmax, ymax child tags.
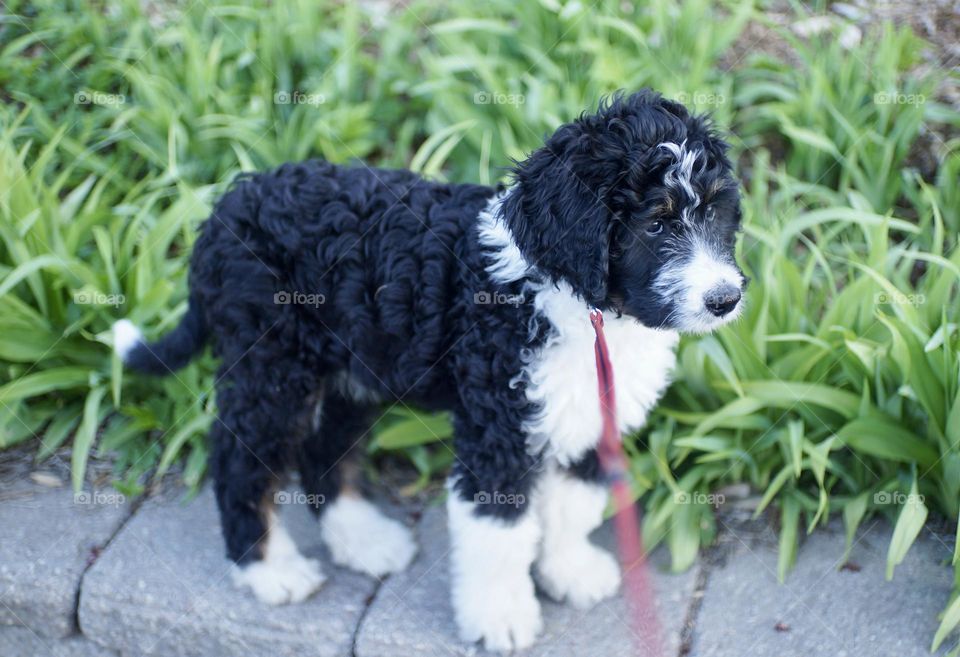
<box><xmin>356</xmin><ymin>504</ymin><xmax>700</xmax><ymax>657</ymax></box>
<box><xmin>688</xmin><ymin>517</ymin><xmax>955</xmax><ymax>657</ymax></box>
<box><xmin>0</xmin><ymin>477</ymin><xmax>130</xmax><ymax>637</ymax></box>
<box><xmin>0</xmin><ymin>625</ymin><xmax>118</xmax><ymax>657</ymax></box>
<box><xmin>78</xmin><ymin>487</ymin><xmax>381</xmax><ymax>657</ymax></box>
<box><xmin>7</xmin><ymin>464</ymin><xmax>958</xmax><ymax>657</ymax></box>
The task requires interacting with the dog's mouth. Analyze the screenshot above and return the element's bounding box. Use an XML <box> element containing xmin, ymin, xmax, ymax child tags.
<box><xmin>607</xmin><ymin>271</ymin><xmax>744</xmax><ymax>333</ymax></box>
<box><xmin>615</xmin><ymin>295</ymin><xmax>744</xmax><ymax>333</ymax></box>
<box><xmin>644</xmin><ymin>242</ymin><xmax>745</xmax><ymax>333</ymax></box>
<box><xmin>674</xmin><ymin>295</ymin><xmax>744</xmax><ymax>334</ymax></box>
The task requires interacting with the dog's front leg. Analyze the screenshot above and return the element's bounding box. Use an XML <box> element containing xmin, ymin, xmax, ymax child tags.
<box><xmin>447</xmin><ymin>488</ymin><xmax>542</xmax><ymax>652</ymax></box>
<box><xmin>446</xmin><ymin>415</ymin><xmax>543</xmax><ymax>652</ymax></box>
<box><xmin>534</xmin><ymin>454</ymin><xmax>621</xmax><ymax>608</ymax></box>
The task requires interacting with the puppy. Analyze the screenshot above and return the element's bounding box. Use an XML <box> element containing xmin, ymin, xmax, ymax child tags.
<box><xmin>114</xmin><ymin>89</ymin><xmax>744</xmax><ymax>651</ymax></box>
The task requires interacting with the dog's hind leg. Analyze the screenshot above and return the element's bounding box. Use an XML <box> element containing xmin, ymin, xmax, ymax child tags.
<box><xmin>300</xmin><ymin>389</ymin><xmax>417</xmax><ymax>578</ymax></box>
<box><xmin>210</xmin><ymin>353</ymin><xmax>326</xmax><ymax>605</ymax></box>
<box><xmin>296</xmin><ymin>388</ymin><xmax>370</xmax><ymax>510</ymax></box>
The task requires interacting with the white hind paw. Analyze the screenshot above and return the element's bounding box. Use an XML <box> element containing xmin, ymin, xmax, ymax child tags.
<box><xmin>233</xmin><ymin>552</ymin><xmax>326</xmax><ymax>605</ymax></box>
<box><xmin>321</xmin><ymin>496</ymin><xmax>417</xmax><ymax>577</ymax></box>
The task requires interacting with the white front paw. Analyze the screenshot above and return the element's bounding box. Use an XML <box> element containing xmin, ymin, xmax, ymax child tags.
<box><xmin>536</xmin><ymin>543</ymin><xmax>620</xmax><ymax>609</ymax></box>
<box><xmin>232</xmin><ymin>553</ymin><xmax>326</xmax><ymax>605</ymax></box>
<box><xmin>455</xmin><ymin>584</ymin><xmax>543</xmax><ymax>652</ymax></box>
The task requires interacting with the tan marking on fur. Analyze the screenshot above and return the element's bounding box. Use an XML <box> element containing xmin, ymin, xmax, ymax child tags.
<box><xmin>257</xmin><ymin>491</ymin><xmax>277</xmax><ymax>559</ymax></box>
<box><xmin>339</xmin><ymin>456</ymin><xmax>363</xmax><ymax>497</ymax></box>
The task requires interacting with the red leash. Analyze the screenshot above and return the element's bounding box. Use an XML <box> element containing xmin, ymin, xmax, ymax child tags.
<box><xmin>590</xmin><ymin>309</ymin><xmax>664</xmax><ymax>657</ymax></box>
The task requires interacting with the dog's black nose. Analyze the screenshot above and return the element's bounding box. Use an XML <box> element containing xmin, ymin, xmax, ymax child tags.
<box><xmin>704</xmin><ymin>285</ymin><xmax>741</xmax><ymax>317</ymax></box>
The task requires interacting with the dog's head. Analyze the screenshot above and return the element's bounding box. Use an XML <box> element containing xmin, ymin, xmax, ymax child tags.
<box><xmin>501</xmin><ymin>90</ymin><xmax>744</xmax><ymax>333</ymax></box>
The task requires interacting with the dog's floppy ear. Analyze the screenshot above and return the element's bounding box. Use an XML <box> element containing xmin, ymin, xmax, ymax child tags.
<box><xmin>500</xmin><ymin>123</ymin><xmax>616</xmax><ymax>307</ymax></box>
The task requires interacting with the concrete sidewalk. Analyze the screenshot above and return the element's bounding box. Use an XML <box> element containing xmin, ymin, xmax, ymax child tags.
<box><xmin>0</xmin><ymin>474</ymin><xmax>955</xmax><ymax>657</ymax></box>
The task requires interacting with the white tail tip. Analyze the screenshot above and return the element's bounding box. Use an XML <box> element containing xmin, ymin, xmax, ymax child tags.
<box><xmin>112</xmin><ymin>320</ymin><xmax>143</xmax><ymax>360</ymax></box>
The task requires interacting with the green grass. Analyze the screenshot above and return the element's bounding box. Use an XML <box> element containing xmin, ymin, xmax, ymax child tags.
<box><xmin>2</xmin><ymin>0</ymin><xmax>959</xmax><ymax>649</ymax></box>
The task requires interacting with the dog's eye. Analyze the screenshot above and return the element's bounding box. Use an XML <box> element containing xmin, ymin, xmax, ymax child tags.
<box><xmin>706</xmin><ymin>206</ymin><xmax>716</xmax><ymax>222</ymax></box>
<box><xmin>646</xmin><ymin>220</ymin><xmax>664</xmax><ymax>236</ymax></box>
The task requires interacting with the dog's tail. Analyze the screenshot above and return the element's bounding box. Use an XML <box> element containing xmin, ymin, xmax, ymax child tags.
<box><xmin>112</xmin><ymin>300</ymin><xmax>208</xmax><ymax>375</ymax></box>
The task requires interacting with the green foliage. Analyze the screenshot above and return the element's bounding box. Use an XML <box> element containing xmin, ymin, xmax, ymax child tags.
<box><xmin>1</xmin><ymin>0</ymin><xmax>959</xmax><ymax>647</ymax></box>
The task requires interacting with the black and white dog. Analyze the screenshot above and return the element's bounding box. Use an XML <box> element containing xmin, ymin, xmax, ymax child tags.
<box><xmin>114</xmin><ymin>90</ymin><xmax>744</xmax><ymax>651</ymax></box>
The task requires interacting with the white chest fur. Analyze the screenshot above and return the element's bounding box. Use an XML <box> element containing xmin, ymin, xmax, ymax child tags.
<box><xmin>522</xmin><ymin>282</ymin><xmax>679</xmax><ymax>465</ymax></box>
<box><xmin>474</xmin><ymin>193</ymin><xmax>679</xmax><ymax>466</ymax></box>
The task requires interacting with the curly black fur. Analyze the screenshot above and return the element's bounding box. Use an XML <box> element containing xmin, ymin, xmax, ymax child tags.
<box><xmin>121</xmin><ymin>89</ymin><xmax>742</xmax><ymax>566</ymax></box>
